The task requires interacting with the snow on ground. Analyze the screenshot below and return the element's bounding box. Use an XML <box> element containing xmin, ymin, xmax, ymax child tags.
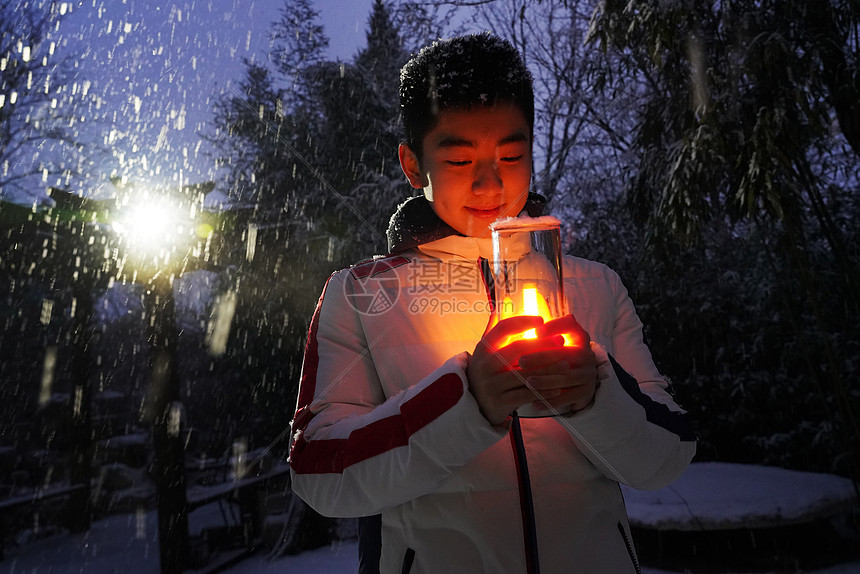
<box><xmin>4</xmin><ymin>525</ymin><xmax>860</xmax><ymax>574</ymax></box>
<box><xmin>2</xmin><ymin>463</ymin><xmax>859</xmax><ymax>573</ymax></box>
<box><xmin>622</xmin><ymin>462</ymin><xmax>858</xmax><ymax>530</ymax></box>
<box><xmin>224</xmin><ymin>543</ymin><xmax>860</xmax><ymax>574</ymax></box>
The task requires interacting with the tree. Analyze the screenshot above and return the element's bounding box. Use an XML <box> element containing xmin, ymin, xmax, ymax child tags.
<box><xmin>587</xmin><ymin>0</ymin><xmax>858</xmax><ymax>243</ymax></box>
<box><xmin>268</xmin><ymin>0</ymin><xmax>329</xmax><ymax>106</ymax></box>
<box><xmin>391</xmin><ymin>0</ymin><xmax>462</xmax><ymax>55</ymax></box>
<box><xmin>587</xmin><ymin>0</ymin><xmax>860</xmax><ymax>480</ymax></box>
<box><xmin>204</xmin><ymin>0</ymin><xmax>420</xmax><ymax>459</ymax></box>
<box><xmin>210</xmin><ymin>60</ymin><xmax>290</xmax><ymax>206</ymax></box>
<box><xmin>306</xmin><ymin>0</ymin><xmax>412</xmax><ymax>258</ymax></box>
<box><xmin>0</xmin><ymin>1</ymin><xmax>92</xmax><ymax>203</ymax></box>
<box><xmin>210</xmin><ymin>0</ymin><xmax>412</xmax><ymax>257</ymax></box>
<box><xmin>209</xmin><ymin>0</ymin><xmax>332</xmax><ymax>218</ymax></box>
<box><xmin>462</xmin><ymin>0</ymin><xmax>637</xmax><ymax>207</ymax></box>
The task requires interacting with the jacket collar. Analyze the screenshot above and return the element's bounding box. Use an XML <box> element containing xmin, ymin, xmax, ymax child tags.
<box><xmin>386</xmin><ymin>193</ymin><xmax>547</xmax><ymax>255</ymax></box>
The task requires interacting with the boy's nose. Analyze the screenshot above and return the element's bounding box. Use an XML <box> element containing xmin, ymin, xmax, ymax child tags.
<box><xmin>472</xmin><ymin>159</ymin><xmax>503</xmax><ymax>195</ymax></box>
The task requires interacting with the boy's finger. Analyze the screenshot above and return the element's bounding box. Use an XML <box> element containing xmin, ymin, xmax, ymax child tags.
<box><xmin>538</xmin><ymin>314</ymin><xmax>591</xmax><ymax>347</ymax></box>
<box><xmin>525</xmin><ymin>374</ymin><xmax>577</xmax><ymax>391</ymax></box>
<box><xmin>519</xmin><ymin>345</ymin><xmax>592</xmax><ymax>370</ymax></box>
<box><xmin>496</xmin><ymin>335</ymin><xmax>565</xmax><ymax>366</ymax></box>
<box><xmin>483</xmin><ymin>315</ymin><xmax>545</xmax><ymax>349</ymax></box>
<box><xmin>539</xmin><ymin>314</ymin><xmax>587</xmax><ymax>337</ymax></box>
<box><xmin>519</xmin><ymin>359</ymin><xmax>570</xmax><ymax>376</ymax></box>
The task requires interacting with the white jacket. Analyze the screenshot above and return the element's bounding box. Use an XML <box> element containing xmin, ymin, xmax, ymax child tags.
<box><xmin>290</xmin><ymin>200</ymin><xmax>696</xmax><ymax>573</ymax></box>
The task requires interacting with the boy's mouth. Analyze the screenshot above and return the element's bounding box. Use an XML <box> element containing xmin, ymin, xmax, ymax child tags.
<box><xmin>466</xmin><ymin>205</ymin><xmax>505</xmax><ymax>220</ymax></box>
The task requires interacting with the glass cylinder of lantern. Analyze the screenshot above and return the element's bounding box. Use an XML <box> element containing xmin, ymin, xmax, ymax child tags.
<box><xmin>491</xmin><ymin>215</ymin><xmax>570</xmax><ymax>417</ymax></box>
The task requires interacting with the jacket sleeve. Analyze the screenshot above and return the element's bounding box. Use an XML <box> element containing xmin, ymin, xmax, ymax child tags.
<box><xmin>560</xmin><ymin>266</ymin><xmax>696</xmax><ymax>490</ymax></box>
<box><xmin>289</xmin><ymin>270</ymin><xmax>508</xmax><ymax>518</ymax></box>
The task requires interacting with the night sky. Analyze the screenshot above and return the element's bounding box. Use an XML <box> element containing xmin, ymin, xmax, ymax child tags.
<box><xmin>35</xmin><ymin>0</ymin><xmax>373</xmax><ymax>201</ymax></box>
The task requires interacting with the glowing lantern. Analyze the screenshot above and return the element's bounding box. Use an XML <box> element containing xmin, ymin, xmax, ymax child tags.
<box><xmin>491</xmin><ymin>216</ymin><xmax>576</xmax><ymax>417</ymax></box>
<box><xmin>491</xmin><ymin>216</ymin><xmax>572</xmax><ymax>347</ymax></box>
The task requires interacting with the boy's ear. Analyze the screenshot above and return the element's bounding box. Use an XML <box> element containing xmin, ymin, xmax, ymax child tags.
<box><xmin>399</xmin><ymin>143</ymin><xmax>427</xmax><ymax>189</ymax></box>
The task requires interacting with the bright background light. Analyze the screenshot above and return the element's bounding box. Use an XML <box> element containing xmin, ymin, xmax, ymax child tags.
<box><xmin>119</xmin><ymin>203</ymin><xmax>178</xmax><ymax>246</ymax></box>
<box><xmin>112</xmin><ymin>195</ymin><xmax>193</xmax><ymax>260</ymax></box>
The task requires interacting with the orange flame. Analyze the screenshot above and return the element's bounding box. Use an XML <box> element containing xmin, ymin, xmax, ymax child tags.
<box><xmin>501</xmin><ymin>284</ymin><xmax>574</xmax><ymax>347</ymax></box>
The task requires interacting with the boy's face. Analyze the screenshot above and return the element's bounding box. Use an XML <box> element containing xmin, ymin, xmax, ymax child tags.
<box><xmin>399</xmin><ymin>103</ymin><xmax>532</xmax><ymax>238</ymax></box>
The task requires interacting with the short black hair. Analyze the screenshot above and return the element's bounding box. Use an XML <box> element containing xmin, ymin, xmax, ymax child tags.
<box><xmin>399</xmin><ymin>33</ymin><xmax>535</xmax><ymax>159</ymax></box>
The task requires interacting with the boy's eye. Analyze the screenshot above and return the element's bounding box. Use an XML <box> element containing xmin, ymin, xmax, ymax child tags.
<box><xmin>500</xmin><ymin>155</ymin><xmax>523</xmax><ymax>163</ymax></box>
<box><xmin>446</xmin><ymin>160</ymin><xmax>472</xmax><ymax>166</ymax></box>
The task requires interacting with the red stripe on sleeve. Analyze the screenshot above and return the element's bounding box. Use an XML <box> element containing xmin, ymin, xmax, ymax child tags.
<box><xmin>290</xmin><ymin>373</ymin><xmax>463</xmax><ymax>474</ymax></box>
<box><xmin>292</xmin><ymin>276</ymin><xmax>332</xmax><ymax>432</ymax></box>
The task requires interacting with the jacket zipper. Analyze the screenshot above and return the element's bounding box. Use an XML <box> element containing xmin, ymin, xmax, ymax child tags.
<box><xmin>511</xmin><ymin>412</ymin><xmax>541</xmax><ymax>574</ymax></box>
<box><xmin>617</xmin><ymin>522</ymin><xmax>642</xmax><ymax>574</ymax></box>
<box><xmin>478</xmin><ymin>257</ymin><xmax>495</xmax><ymax>313</ymax></box>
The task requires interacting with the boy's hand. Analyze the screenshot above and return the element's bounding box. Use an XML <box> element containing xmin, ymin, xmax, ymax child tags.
<box><xmin>467</xmin><ymin>315</ymin><xmax>567</xmax><ymax>426</ymax></box>
<box><xmin>519</xmin><ymin>315</ymin><xmax>599</xmax><ymax>415</ymax></box>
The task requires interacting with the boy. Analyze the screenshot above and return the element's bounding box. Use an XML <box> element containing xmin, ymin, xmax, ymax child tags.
<box><xmin>290</xmin><ymin>33</ymin><xmax>696</xmax><ymax>573</ymax></box>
